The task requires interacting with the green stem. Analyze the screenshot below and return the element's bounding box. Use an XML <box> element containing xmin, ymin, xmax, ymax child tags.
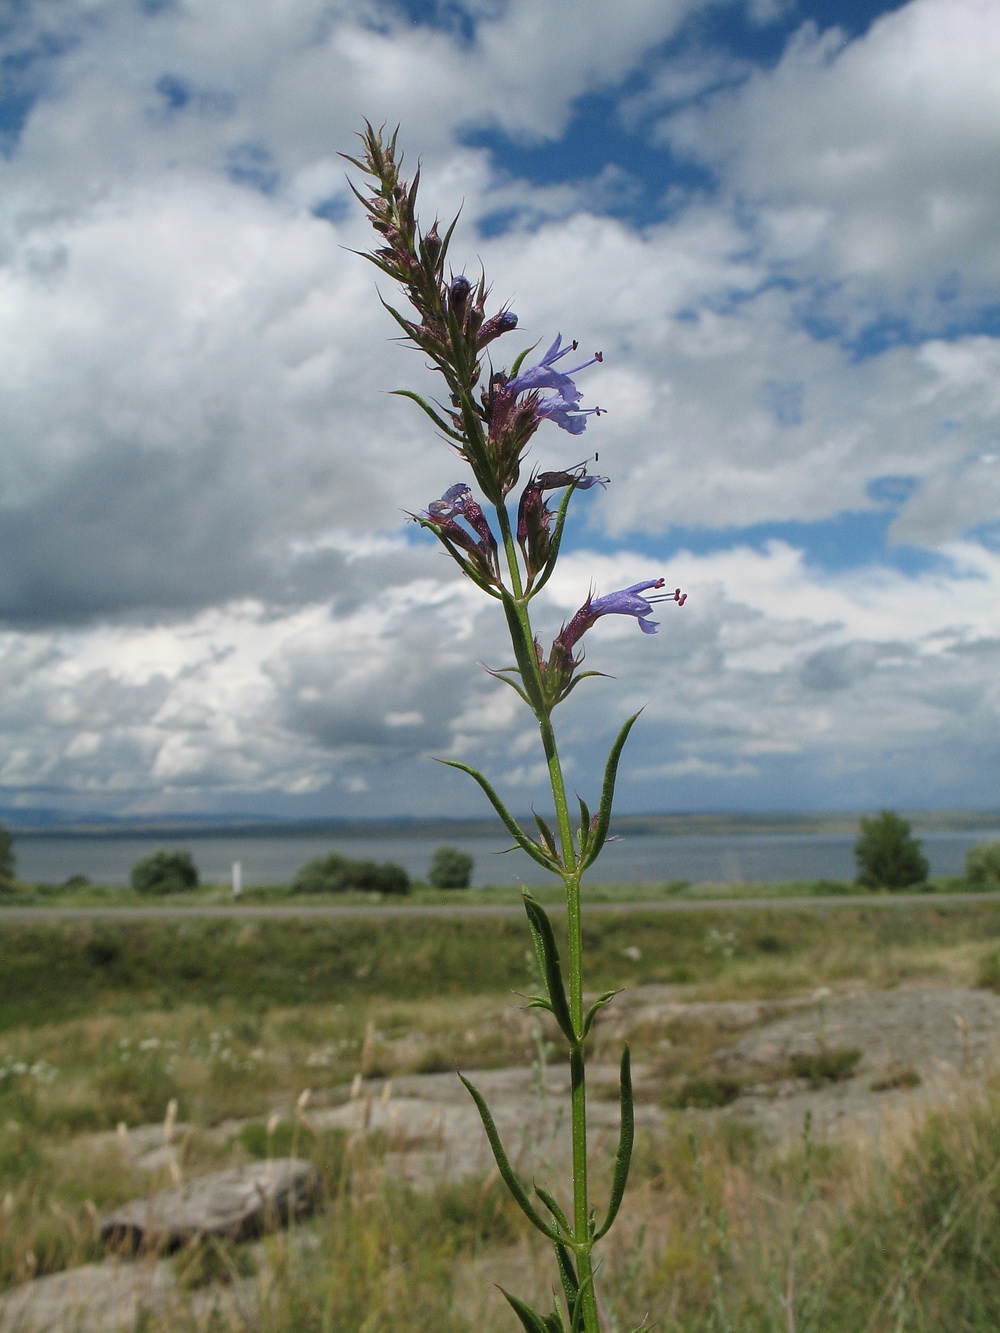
<box><xmin>542</xmin><ymin>722</ymin><xmax>599</xmax><ymax>1333</ymax></box>
<box><xmin>493</xmin><ymin>495</ymin><xmax>600</xmax><ymax>1333</ymax></box>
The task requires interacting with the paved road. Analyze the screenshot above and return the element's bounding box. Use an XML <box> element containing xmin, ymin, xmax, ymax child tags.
<box><xmin>0</xmin><ymin>891</ymin><xmax>996</xmax><ymax>923</ymax></box>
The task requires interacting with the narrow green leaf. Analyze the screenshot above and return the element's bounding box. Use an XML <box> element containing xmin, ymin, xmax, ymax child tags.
<box><xmin>459</xmin><ymin>1076</ymin><xmax>561</xmax><ymax>1242</ymax></box>
<box><xmin>576</xmin><ymin>796</ymin><xmax>592</xmax><ymax>857</ymax></box>
<box><xmin>523</xmin><ymin>894</ymin><xmax>550</xmax><ymax>992</ymax></box>
<box><xmin>523</xmin><ymin>996</ymin><xmax>555</xmax><ymax>1015</ymax></box>
<box><xmin>533</xmin><ymin>812</ymin><xmax>560</xmax><ymax>863</ymax></box>
<box><xmin>569</xmin><ymin>1268</ymin><xmax>596</xmax><ymax>1333</ymax></box>
<box><xmin>411</xmin><ymin>520</ymin><xmax>501</xmax><ymax>598</ymax></box>
<box><xmin>554</xmin><ymin>1244</ymin><xmax>579</xmax><ymax>1326</ymax></box>
<box><xmin>534</xmin><ymin>1183</ymin><xmax>572</xmax><ymax>1237</ymax></box>
<box><xmin>582</xmin><ymin>988</ymin><xmax>621</xmax><ymax>1040</ymax></box>
<box><xmin>558</xmin><ymin>668</ymin><xmax>611</xmax><ymax>702</ymax></box>
<box><xmin>580</xmin><ymin>711</ymin><xmax>642</xmax><ymax>871</ymax></box>
<box><xmin>390</xmin><ymin>390</ymin><xmax>465</xmax><ymax>441</ymax></box>
<box><xmin>500</xmin><ymin>593</ymin><xmax>547</xmax><ymax>714</ymax></box>
<box><xmin>522</xmin><ymin>893</ymin><xmax>576</xmax><ymax>1043</ymax></box>
<box><xmin>440</xmin><ymin>209</ymin><xmax>461</xmax><ymax>258</ymax></box>
<box><xmin>437</xmin><ymin>761</ymin><xmax>560</xmax><ymax>872</ymax></box>
<box><xmin>483</xmin><ymin>664</ymin><xmax>533</xmax><ymax>707</ymax></box>
<box><xmin>530</xmin><ymin>481</ymin><xmax>579</xmax><ymax>598</ymax></box>
<box><xmin>542</xmin><ymin>1314</ymin><xmax>566</xmax><ymax>1333</ymax></box>
<box><xmin>594</xmin><ymin>1045</ymin><xmax>635</xmax><ymax>1239</ymax></box>
<box><xmin>500</xmin><ymin>1290</ymin><xmax>552</xmax><ymax>1333</ymax></box>
<box><xmin>509</xmin><ymin>342</ymin><xmax>539</xmax><ymax>378</ymax></box>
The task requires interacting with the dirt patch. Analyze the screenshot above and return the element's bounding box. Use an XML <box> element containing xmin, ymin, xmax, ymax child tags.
<box><xmin>717</xmin><ymin>985</ymin><xmax>1000</xmax><ymax>1139</ymax></box>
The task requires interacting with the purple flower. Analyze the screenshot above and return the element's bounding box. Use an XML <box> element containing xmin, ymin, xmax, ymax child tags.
<box><xmin>423</xmin><ymin>483</ymin><xmax>496</xmax><ymax>550</ymax></box>
<box><xmin>506</xmin><ymin>334</ymin><xmax>603</xmax><ymax>435</ymax></box>
<box><xmin>561</xmin><ymin>579</ymin><xmax>687</xmax><ymax>652</ymax></box>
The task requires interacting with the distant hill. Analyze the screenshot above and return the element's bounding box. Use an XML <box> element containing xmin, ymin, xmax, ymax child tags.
<box><xmin>6</xmin><ymin>807</ymin><xmax>1000</xmax><ymax>840</ymax></box>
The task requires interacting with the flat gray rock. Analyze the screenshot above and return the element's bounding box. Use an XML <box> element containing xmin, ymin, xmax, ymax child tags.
<box><xmin>100</xmin><ymin>1157</ymin><xmax>320</xmax><ymax>1249</ymax></box>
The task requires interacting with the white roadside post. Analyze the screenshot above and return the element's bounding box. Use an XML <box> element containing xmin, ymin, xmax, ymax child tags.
<box><xmin>231</xmin><ymin>860</ymin><xmax>242</xmax><ymax>899</ymax></box>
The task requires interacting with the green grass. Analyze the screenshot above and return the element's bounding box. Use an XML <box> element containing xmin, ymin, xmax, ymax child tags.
<box><xmin>2</xmin><ymin>898</ymin><xmax>1000</xmax><ymax>1031</ymax></box>
<box><xmin>2</xmin><ymin>903</ymin><xmax>1000</xmax><ymax>1327</ymax></box>
<box><xmin>1</xmin><ymin>870</ymin><xmax>993</xmax><ymax>911</ymax></box>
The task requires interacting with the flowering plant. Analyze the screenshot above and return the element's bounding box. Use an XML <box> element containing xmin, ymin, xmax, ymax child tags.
<box><xmin>346</xmin><ymin>123</ymin><xmax>685</xmax><ymax>1333</ymax></box>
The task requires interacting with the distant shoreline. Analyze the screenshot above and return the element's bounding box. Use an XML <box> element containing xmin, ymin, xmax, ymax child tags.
<box><xmin>9</xmin><ymin>808</ymin><xmax>1000</xmax><ymax>840</ymax></box>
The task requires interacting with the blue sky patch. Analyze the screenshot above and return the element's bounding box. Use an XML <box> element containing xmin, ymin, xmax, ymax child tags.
<box><xmin>226</xmin><ymin>142</ymin><xmax>279</xmax><ymax>194</ymax></box>
<box><xmin>573</xmin><ymin>508</ymin><xmax>953</xmax><ymax>578</ymax></box>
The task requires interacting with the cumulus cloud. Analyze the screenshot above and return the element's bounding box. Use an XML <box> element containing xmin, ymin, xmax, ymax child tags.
<box><xmin>657</xmin><ymin>0</ymin><xmax>1000</xmax><ymax>307</ymax></box>
<box><xmin>0</xmin><ymin>0</ymin><xmax>996</xmax><ymax>816</ymax></box>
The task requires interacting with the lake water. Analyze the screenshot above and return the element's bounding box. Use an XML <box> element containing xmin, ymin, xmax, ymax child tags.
<box><xmin>12</xmin><ymin>827</ymin><xmax>1000</xmax><ymax>889</ymax></box>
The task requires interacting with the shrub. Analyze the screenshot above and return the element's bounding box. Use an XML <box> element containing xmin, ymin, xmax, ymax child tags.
<box><xmin>0</xmin><ymin>823</ymin><xmax>15</xmax><ymax>888</ymax></box>
<box><xmin>130</xmin><ymin>849</ymin><xmax>199</xmax><ymax>895</ymax></box>
<box><xmin>292</xmin><ymin>852</ymin><xmax>410</xmax><ymax>896</ymax></box>
<box><xmin>976</xmin><ymin>948</ymin><xmax>1000</xmax><ymax>992</ymax></box>
<box><xmin>789</xmin><ymin>1046</ymin><xmax>861</xmax><ymax>1086</ymax></box>
<box><xmin>854</xmin><ymin>809</ymin><xmax>929</xmax><ymax>889</ymax></box>
<box><xmin>666</xmin><ymin>1075</ymin><xmax>742</xmax><ymax>1109</ymax></box>
<box><xmin>966</xmin><ymin>841</ymin><xmax>1000</xmax><ymax>888</ymax></box>
<box><xmin>428</xmin><ymin>845</ymin><xmax>474</xmax><ymax>890</ymax></box>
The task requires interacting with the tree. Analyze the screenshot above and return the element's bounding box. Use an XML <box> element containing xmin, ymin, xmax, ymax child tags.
<box><xmin>292</xmin><ymin>851</ymin><xmax>410</xmax><ymax>896</ymax></box>
<box><xmin>0</xmin><ymin>822</ymin><xmax>14</xmax><ymax>887</ymax></box>
<box><xmin>428</xmin><ymin>845</ymin><xmax>474</xmax><ymax>890</ymax></box>
<box><xmin>130</xmin><ymin>849</ymin><xmax>199</xmax><ymax>895</ymax></box>
<box><xmin>966</xmin><ymin>841</ymin><xmax>1000</xmax><ymax>889</ymax></box>
<box><xmin>854</xmin><ymin>810</ymin><xmax>929</xmax><ymax>890</ymax></box>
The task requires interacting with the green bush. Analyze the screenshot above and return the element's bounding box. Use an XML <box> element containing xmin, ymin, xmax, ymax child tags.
<box><xmin>0</xmin><ymin>823</ymin><xmax>15</xmax><ymax>888</ymax></box>
<box><xmin>666</xmin><ymin>1075</ymin><xmax>742</xmax><ymax>1109</ymax></box>
<box><xmin>966</xmin><ymin>841</ymin><xmax>1000</xmax><ymax>889</ymax></box>
<box><xmin>976</xmin><ymin>948</ymin><xmax>1000</xmax><ymax>992</ymax></box>
<box><xmin>854</xmin><ymin>809</ymin><xmax>929</xmax><ymax>889</ymax></box>
<box><xmin>428</xmin><ymin>845</ymin><xmax>474</xmax><ymax>890</ymax></box>
<box><xmin>292</xmin><ymin>852</ymin><xmax>410</xmax><ymax>896</ymax></box>
<box><xmin>789</xmin><ymin>1046</ymin><xmax>861</xmax><ymax>1086</ymax></box>
<box><xmin>129</xmin><ymin>849</ymin><xmax>199</xmax><ymax>895</ymax></box>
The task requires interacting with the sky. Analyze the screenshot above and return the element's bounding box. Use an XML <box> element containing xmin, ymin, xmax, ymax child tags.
<box><xmin>0</xmin><ymin>0</ymin><xmax>998</xmax><ymax>822</ymax></box>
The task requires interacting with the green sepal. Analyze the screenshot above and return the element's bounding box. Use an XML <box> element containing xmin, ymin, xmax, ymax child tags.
<box><xmin>390</xmin><ymin>389</ymin><xmax>465</xmax><ymax>441</ymax></box>
<box><xmin>522</xmin><ymin>892</ymin><xmax>576</xmax><ymax>1043</ymax></box>
<box><xmin>582</xmin><ymin>988</ymin><xmax>621</xmax><ymax>1040</ymax></box>
<box><xmin>459</xmin><ymin>1076</ymin><xmax>562</xmax><ymax>1242</ymax></box>
<box><xmin>542</xmin><ymin>1316</ymin><xmax>566</xmax><ymax>1333</ymax></box>
<box><xmin>580</xmin><ymin>711</ymin><xmax>642</xmax><ymax>871</ymax></box>
<box><xmin>593</xmin><ymin>1044</ymin><xmax>634</xmax><ymax>1240</ymax></box>
<box><xmin>534</xmin><ymin>1183</ymin><xmax>572</xmax><ymax>1238</ymax></box>
<box><xmin>533</xmin><ymin>812</ymin><xmax>560</xmax><ymax>864</ymax></box>
<box><xmin>437</xmin><ymin>761</ymin><xmax>560</xmax><ymax>872</ymax></box>
<box><xmin>500</xmin><ymin>1291</ymin><xmax>553</xmax><ymax>1333</ymax></box>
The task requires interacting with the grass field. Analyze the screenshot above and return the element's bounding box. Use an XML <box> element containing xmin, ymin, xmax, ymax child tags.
<box><xmin>3</xmin><ymin>900</ymin><xmax>1000</xmax><ymax>1328</ymax></box>
<box><xmin>0</xmin><ymin>869</ymin><xmax>991</xmax><ymax>910</ymax></box>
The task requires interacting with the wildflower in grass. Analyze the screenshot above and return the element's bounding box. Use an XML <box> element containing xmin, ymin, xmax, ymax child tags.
<box><xmin>348</xmin><ymin>121</ymin><xmax>688</xmax><ymax>1333</ymax></box>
